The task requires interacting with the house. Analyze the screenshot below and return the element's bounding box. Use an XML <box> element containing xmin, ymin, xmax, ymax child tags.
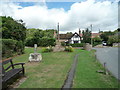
<box><xmin>59</xmin><ymin>32</ymin><xmax>82</xmax><ymax>44</ymax></box>
<box><xmin>54</xmin><ymin>28</ymin><xmax>101</xmax><ymax>44</ymax></box>
<box><xmin>91</xmin><ymin>33</ymin><xmax>101</xmax><ymax>38</ymax></box>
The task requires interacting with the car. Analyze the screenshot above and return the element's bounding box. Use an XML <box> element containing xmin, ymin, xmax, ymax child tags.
<box><xmin>102</xmin><ymin>41</ymin><xmax>107</xmax><ymax>46</ymax></box>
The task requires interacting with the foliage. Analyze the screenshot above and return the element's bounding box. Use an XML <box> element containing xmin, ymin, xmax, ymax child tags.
<box><xmin>41</xmin><ymin>46</ymin><xmax>53</xmax><ymax>53</ymax></box>
<box><xmin>25</xmin><ymin>37</ymin><xmax>56</xmax><ymax>47</ymax></box>
<box><xmin>40</xmin><ymin>37</ymin><xmax>56</xmax><ymax>46</ymax></box>
<box><xmin>2</xmin><ymin>16</ymin><xmax>26</xmax><ymax>41</ymax></box>
<box><xmin>2</xmin><ymin>39</ymin><xmax>24</xmax><ymax>58</ymax></box>
<box><xmin>100</xmin><ymin>31</ymin><xmax>115</xmax><ymax>41</ymax></box>
<box><xmin>25</xmin><ymin>37</ymin><xmax>40</xmax><ymax>47</ymax></box>
<box><xmin>93</xmin><ymin>37</ymin><xmax>102</xmax><ymax>46</ymax></box>
<box><xmin>82</xmin><ymin>28</ymin><xmax>91</xmax><ymax>43</ymax></box>
<box><xmin>64</xmin><ymin>46</ymin><xmax>74</xmax><ymax>52</ymax></box>
<box><xmin>70</xmin><ymin>43</ymin><xmax>85</xmax><ymax>47</ymax></box>
<box><xmin>28</xmin><ymin>29</ymin><xmax>57</xmax><ymax>39</ymax></box>
<box><xmin>61</xmin><ymin>41</ymin><xmax>66</xmax><ymax>46</ymax></box>
<box><xmin>26</xmin><ymin>28</ymin><xmax>40</xmax><ymax>38</ymax></box>
<box><xmin>107</xmin><ymin>35</ymin><xmax>120</xmax><ymax>46</ymax></box>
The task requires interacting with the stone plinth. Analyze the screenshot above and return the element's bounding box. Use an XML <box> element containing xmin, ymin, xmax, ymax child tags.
<box><xmin>29</xmin><ymin>53</ymin><xmax>42</xmax><ymax>62</ymax></box>
<box><xmin>83</xmin><ymin>43</ymin><xmax>92</xmax><ymax>51</ymax></box>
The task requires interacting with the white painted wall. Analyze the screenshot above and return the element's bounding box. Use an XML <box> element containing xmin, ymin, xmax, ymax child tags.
<box><xmin>70</xmin><ymin>34</ymin><xmax>81</xmax><ymax>44</ymax></box>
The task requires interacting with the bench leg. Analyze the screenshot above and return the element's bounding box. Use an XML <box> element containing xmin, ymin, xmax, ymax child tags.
<box><xmin>22</xmin><ymin>68</ymin><xmax>25</xmax><ymax>75</ymax></box>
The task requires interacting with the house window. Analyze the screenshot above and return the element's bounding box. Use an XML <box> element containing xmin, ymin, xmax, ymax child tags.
<box><xmin>75</xmin><ymin>35</ymin><xmax>78</xmax><ymax>38</ymax></box>
<box><xmin>74</xmin><ymin>41</ymin><xmax>78</xmax><ymax>43</ymax></box>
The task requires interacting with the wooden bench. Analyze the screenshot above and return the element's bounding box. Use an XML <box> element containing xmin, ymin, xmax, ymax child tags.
<box><xmin>1</xmin><ymin>58</ymin><xmax>25</xmax><ymax>88</ymax></box>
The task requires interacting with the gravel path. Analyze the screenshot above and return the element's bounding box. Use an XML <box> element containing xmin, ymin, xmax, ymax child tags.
<box><xmin>62</xmin><ymin>54</ymin><xmax>79</xmax><ymax>89</ymax></box>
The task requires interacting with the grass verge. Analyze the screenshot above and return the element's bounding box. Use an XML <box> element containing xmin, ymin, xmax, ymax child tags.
<box><xmin>73</xmin><ymin>49</ymin><xmax>119</xmax><ymax>88</ymax></box>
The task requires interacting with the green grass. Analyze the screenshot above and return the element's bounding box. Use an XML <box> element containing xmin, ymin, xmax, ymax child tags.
<box><xmin>73</xmin><ymin>49</ymin><xmax>119</xmax><ymax>88</ymax></box>
<box><xmin>12</xmin><ymin>47</ymin><xmax>76</xmax><ymax>88</ymax></box>
<box><xmin>9</xmin><ymin>48</ymin><xmax>119</xmax><ymax>88</ymax></box>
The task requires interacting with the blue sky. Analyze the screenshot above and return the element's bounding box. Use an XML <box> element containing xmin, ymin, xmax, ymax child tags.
<box><xmin>16</xmin><ymin>0</ymin><xmax>118</xmax><ymax>11</ymax></box>
<box><xmin>18</xmin><ymin>2</ymin><xmax>76</xmax><ymax>11</ymax></box>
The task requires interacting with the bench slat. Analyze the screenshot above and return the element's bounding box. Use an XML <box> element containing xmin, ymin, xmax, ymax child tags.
<box><xmin>2</xmin><ymin>68</ymin><xmax>23</xmax><ymax>82</ymax></box>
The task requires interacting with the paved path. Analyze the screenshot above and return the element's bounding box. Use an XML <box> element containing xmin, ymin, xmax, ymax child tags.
<box><xmin>62</xmin><ymin>54</ymin><xmax>79</xmax><ymax>89</ymax></box>
<box><xmin>93</xmin><ymin>47</ymin><xmax>120</xmax><ymax>80</ymax></box>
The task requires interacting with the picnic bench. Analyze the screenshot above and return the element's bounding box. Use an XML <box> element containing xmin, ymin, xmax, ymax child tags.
<box><xmin>1</xmin><ymin>58</ymin><xmax>25</xmax><ymax>88</ymax></box>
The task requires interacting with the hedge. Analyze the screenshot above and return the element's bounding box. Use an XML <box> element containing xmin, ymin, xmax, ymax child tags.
<box><xmin>25</xmin><ymin>37</ymin><xmax>56</xmax><ymax>47</ymax></box>
<box><xmin>2</xmin><ymin>39</ymin><xmax>24</xmax><ymax>58</ymax></box>
<box><xmin>69</xmin><ymin>43</ymin><xmax>85</xmax><ymax>47</ymax></box>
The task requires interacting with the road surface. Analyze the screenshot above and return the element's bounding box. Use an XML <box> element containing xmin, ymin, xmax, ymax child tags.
<box><xmin>93</xmin><ymin>47</ymin><xmax>120</xmax><ymax>80</ymax></box>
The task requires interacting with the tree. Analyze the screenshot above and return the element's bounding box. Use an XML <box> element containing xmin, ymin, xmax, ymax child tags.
<box><xmin>100</xmin><ymin>31</ymin><xmax>115</xmax><ymax>42</ymax></box>
<box><xmin>82</xmin><ymin>28</ymin><xmax>91</xmax><ymax>43</ymax></box>
<box><xmin>2</xmin><ymin>16</ymin><xmax>26</xmax><ymax>42</ymax></box>
<box><xmin>108</xmin><ymin>35</ymin><xmax>120</xmax><ymax>46</ymax></box>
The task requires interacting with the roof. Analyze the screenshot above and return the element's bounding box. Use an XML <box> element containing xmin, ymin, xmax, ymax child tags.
<box><xmin>91</xmin><ymin>33</ymin><xmax>101</xmax><ymax>38</ymax></box>
<box><xmin>59</xmin><ymin>34</ymin><xmax>73</xmax><ymax>39</ymax></box>
<box><xmin>59</xmin><ymin>32</ymin><xmax>81</xmax><ymax>39</ymax></box>
<box><xmin>92</xmin><ymin>33</ymin><xmax>101</xmax><ymax>36</ymax></box>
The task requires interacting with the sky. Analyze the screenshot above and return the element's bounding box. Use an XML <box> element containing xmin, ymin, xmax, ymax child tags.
<box><xmin>0</xmin><ymin>0</ymin><xmax>119</xmax><ymax>33</ymax></box>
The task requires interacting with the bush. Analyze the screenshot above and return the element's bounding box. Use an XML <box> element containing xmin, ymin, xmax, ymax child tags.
<box><xmin>25</xmin><ymin>37</ymin><xmax>39</xmax><ymax>47</ymax></box>
<box><xmin>15</xmin><ymin>41</ymin><xmax>25</xmax><ymax>54</ymax></box>
<box><xmin>2</xmin><ymin>39</ymin><xmax>24</xmax><ymax>58</ymax></box>
<box><xmin>42</xmin><ymin>46</ymin><xmax>53</xmax><ymax>53</ymax></box>
<box><xmin>61</xmin><ymin>42</ymin><xmax>66</xmax><ymax>46</ymax></box>
<box><xmin>93</xmin><ymin>37</ymin><xmax>102</xmax><ymax>46</ymax></box>
<box><xmin>93</xmin><ymin>42</ymin><xmax>101</xmax><ymax>47</ymax></box>
<box><xmin>107</xmin><ymin>35</ymin><xmax>120</xmax><ymax>46</ymax></box>
<box><xmin>64</xmin><ymin>46</ymin><xmax>74</xmax><ymax>52</ymax></box>
<box><xmin>70</xmin><ymin>43</ymin><xmax>85</xmax><ymax>47</ymax></box>
<box><xmin>25</xmin><ymin>37</ymin><xmax>56</xmax><ymax>47</ymax></box>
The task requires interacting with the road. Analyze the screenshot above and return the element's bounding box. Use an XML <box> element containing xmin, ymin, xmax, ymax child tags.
<box><xmin>93</xmin><ymin>47</ymin><xmax>120</xmax><ymax>80</ymax></box>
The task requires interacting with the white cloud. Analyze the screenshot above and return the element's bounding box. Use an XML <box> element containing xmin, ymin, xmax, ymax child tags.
<box><xmin>0</xmin><ymin>0</ymin><xmax>118</xmax><ymax>33</ymax></box>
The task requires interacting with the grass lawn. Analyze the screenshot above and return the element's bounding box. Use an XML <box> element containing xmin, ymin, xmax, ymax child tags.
<box><xmin>73</xmin><ymin>49</ymin><xmax>119</xmax><ymax>88</ymax></box>
<box><xmin>10</xmin><ymin>47</ymin><xmax>119</xmax><ymax>88</ymax></box>
<box><xmin>12</xmin><ymin>47</ymin><xmax>77</xmax><ymax>88</ymax></box>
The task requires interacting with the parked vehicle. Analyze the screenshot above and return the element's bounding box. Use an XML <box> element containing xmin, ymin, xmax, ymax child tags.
<box><xmin>102</xmin><ymin>41</ymin><xmax>107</xmax><ymax>46</ymax></box>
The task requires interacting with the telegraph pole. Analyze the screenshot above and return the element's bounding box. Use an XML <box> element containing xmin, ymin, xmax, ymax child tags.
<box><xmin>58</xmin><ymin>22</ymin><xmax>60</xmax><ymax>42</ymax></box>
<box><xmin>91</xmin><ymin>24</ymin><xmax>93</xmax><ymax>46</ymax></box>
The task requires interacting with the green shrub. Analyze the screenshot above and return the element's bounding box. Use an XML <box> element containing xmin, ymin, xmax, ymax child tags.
<box><xmin>93</xmin><ymin>42</ymin><xmax>101</xmax><ymax>47</ymax></box>
<box><xmin>25</xmin><ymin>37</ymin><xmax>40</xmax><ymax>47</ymax></box>
<box><xmin>70</xmin><ymin>43</ymin><xmax>85</xmax><ymax>47</ymax></box>
<box><xmin>42</xmin><ymin>46</ymin><xmax>53</xmax><ymax>53</ymax></box>
<box><xmin>39</xmin><ymin>38</ymin><xmax>56</xmax><ymax>47</ymax></box>
<box><xmin>61</xmin><ymin>42</ymin><xmax>66</xmax><ymax>46</ymax></box>
<box><xmin>2</xmin><ymin>39</ymin><xmax>24</xmax><ymax>58</ymax></box>
<box><xmin>64</xmin><ymin>46</ymin><xmax>74</xmax><ymax>52</ymax></box>
<box><xmin>15</xmin><ymin>41</ymin><xmax>25</xmax><ymax>54</ymax></box>
<box><xmin>25</xmin><ymin>37</ymin><xmax>56</xmax><ymax>47</ymax></box>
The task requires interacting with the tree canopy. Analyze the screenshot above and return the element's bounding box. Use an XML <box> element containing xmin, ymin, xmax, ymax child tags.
<box><xmin>82</xmin><ymin>28</ymin><xmax>91</xmax><ymax>43</ymax></box>
<box><xmin>2</xmin><ymin>16</ymin><xmax>26</xmax><ymax>41</ymax></box>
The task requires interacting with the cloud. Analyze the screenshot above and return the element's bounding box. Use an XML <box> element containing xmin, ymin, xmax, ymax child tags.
<box><xmin>0</xmin><ymin>0</ymin><xmax>118</xmax><ymax>33</ymax></box>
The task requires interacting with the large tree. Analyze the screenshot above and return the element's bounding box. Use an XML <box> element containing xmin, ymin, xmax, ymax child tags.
<box><xmin>100</xmin><ymin>31</ymin><xmax>115</xmax><ymax>41</ymax></box>
<box><xmin>82</xmin><ymin>28</ymin><xmax>91</xmax><ymax>43</ymax></box>
<box><xmin>2</xmin><ymin>16</ymin><xmax>26</xmax><ymax>41</ymax></box>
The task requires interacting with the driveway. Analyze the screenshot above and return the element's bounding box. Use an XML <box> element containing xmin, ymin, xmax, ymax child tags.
<box><xmin>93</xmin><ymin>47</ymin><xmax>120</xmax><ymax>80</ymax></box>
